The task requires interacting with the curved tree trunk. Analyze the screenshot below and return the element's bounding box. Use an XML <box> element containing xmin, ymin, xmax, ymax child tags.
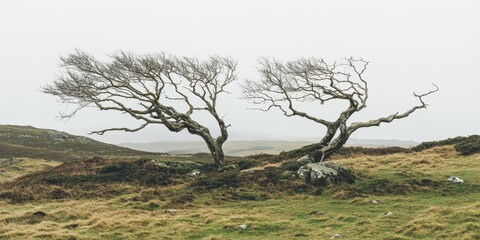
<box><xmin>205</xmin><ymin>140</ymin><xmax>225</xmax><ymax>167</ymax></box>
<box><xmin>319</xmin><ymin>133</ymin><xmax>351</xmax><ymax>162</ymax></box>
<box><xmin>307</xmin><ymin>134</ymin><xmax>351</xmax><ymax>162</ymax></box>
<box><xmin>187</xmin><ymin>127</ymin><xmax>227</xmax><ymax>167</ymax></box>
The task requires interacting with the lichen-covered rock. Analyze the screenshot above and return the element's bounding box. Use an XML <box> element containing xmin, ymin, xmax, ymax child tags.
<box><xmin>297</xmin><ymin>162</ymin><xmax>355</xmax><ymax>187</ymax></box>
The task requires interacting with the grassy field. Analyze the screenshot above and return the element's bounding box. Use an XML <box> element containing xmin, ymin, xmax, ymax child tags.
<box><xmin>0</xmin><ymin>145</ymin><xmax>478</xmax><ymax>239</ymax></box>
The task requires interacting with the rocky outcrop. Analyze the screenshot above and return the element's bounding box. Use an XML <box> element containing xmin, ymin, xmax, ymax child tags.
<box><xmin>297</xmin><ymin>162</ymin><xmax>355</xmax><ymax>187</ymax></box>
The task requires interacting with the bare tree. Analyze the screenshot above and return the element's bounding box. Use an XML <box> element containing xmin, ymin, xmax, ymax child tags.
<box><xmin>242</xmin><ymin>57</ymin><xmax>438</xmax><ymax>162</ymax></box>
<box><xmin>43</xmin><ymin>50</ymin><xmax>237</xmax><ymax>167</ymax></box>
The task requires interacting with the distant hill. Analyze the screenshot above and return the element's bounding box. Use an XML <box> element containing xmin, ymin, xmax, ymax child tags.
<box><xmin>0</xmin><ymin>125</ymin><xmax>160</xmax><ymax>161</ymax></box>
<box><xmin>120</xmin><ymin>139</ymin><xmax>419</xmax><ymax>156</ymax></box>
<box><xmin>0</xmin><ymin>124</ymin><xmax>420</xmax><ymax>160</ymax></box>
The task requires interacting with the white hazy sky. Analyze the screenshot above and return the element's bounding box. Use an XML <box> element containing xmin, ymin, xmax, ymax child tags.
<box><xmin>0</xmin><ymin>0</ymin><xmax>479</xmax><ymax>144</ymax></box>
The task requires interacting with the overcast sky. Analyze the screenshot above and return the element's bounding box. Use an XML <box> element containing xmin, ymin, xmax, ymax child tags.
<box><xmin>0</xmin><ymin>0</ymin><xmax>479</xmax><ymax>144</ymax></box>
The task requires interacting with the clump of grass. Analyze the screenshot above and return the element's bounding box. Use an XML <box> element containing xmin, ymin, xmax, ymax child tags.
<box><xmin>191</xmin><ymin>172</ymin><xmax>242</xmax><ymax>191</ymax></box>
<box><xmin>407</xmin><ymin>134</ymin><xmax>480</xmax><ymax>156</ymax></box>
<box><xmin>454</xmin><ymin>135</ymin><xmax>480</xmax><ymax>155</ymax></box>
<box><xmin>168</xmin><ymin>191</ymin><xmax>196</xmax><ymax>207</ymax></box>
<box><xmin>279</xmin><ymin>160</ymin><xmax>304</xmax><ymax>171</ymax></box>
<box><xmin>234</xmin><ymin>158</ymin><xmax>263</xmax><ymax>170</ymax></box>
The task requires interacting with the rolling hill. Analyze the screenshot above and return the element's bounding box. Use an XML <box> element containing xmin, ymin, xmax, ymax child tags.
<box><xmin>0</xmin><ymin>125</ymin><xmax>162</xmax><ymax>161</ymax></box>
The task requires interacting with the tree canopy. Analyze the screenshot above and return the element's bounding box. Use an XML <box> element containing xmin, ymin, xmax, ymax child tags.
<box><xmin>44</xmin><ymin>50</ymin><xmax>237</xmax><ymax>166</ymax></box>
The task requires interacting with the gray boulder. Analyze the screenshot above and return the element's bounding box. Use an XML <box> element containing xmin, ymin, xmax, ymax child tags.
<box><xmin>297</xmin><ymin>162</ymin><xmax>355</xmax><ymax>187</ymax></box>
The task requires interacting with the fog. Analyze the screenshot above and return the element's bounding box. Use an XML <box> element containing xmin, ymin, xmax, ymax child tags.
<box><xmin>0</xmin><ymin>0</ymin><xmax>479</xmax><ymax>144</ymax></box>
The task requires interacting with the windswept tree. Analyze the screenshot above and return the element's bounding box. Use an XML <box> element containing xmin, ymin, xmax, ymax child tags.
<box><xmin>43</xmin><ymin>51</ymin><xmax>237</xmax><ymax>167</ymax></box>
<box><xmin>242</xmin><ymin>57</ymin><xmax>438</xmax><ymax>162</ymax></box>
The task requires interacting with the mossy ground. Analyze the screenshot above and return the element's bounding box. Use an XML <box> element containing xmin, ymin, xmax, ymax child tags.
<box><xmin>0</xmin><ymin>146</ymin><xmax>479</xmax><ymax>239</ymax></box>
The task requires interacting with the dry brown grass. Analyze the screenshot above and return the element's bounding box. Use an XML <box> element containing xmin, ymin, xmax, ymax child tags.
<box><xmin>0</xmin><ymin>158</ymin><xmax>61</xmax><ymax>183</ymax></box>
<box><xmin>0</xmin><ymin>145</ymin><xmax>478</xmax><ymax>239</ymax></box>
<box><xmin>335</xmin><ymin>145</ymin><xmax>480</xmax><ymax>178</ymax></box>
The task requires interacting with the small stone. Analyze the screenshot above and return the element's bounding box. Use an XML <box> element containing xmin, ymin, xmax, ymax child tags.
<box><xmin>446</xmin><ymin>176</ymin><xmax>464</xmax><ymax>183</ymax></box>
<box><xmin>150</xmin><ymin>160</ymin><xmax>168</xmax><ymax>168</ymax></box>
<box><xmin>384</xmin><ymin>211</ymin><xmax>393</xmax><ymax>217</ymax></box>
<box><xmin>187</xmin><ymin>169</ymin><xmax>201</xmax><ymax>177</ymax></box>
<box><xmin>165</xmin><ymin>209</ymin><xmax>178</xmax><ymax>214</ymax></box>
<box><xmin>330</xmin><ymin>233</ymin><xmax>343</xmax><ymax>239</ymax></box>
<box><xmin>372</xmin><ymin>200</ymin><xmax>379</xmax><ymax>204</ymax></box>
<box><xmin>236</xmin><ymin>224</ymin><xmax>248</xmax><ymax>230</ymax></box>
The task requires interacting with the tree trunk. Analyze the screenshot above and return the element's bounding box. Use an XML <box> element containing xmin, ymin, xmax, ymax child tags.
<box><xmin>203</xmin><ymin>138</ymin><xmax>225</xmax><ymax>167</ymax></box>
<box><xmin>305</xmin><ymin>129</ymin><xmax>355</xmax><ymax>162</ymax></box>
<box><xmin>319</xmin><ymin>133</ymin><xmax>351</xmax><ymax>162</ymax></box>
<box><xmin>308</xmin><ymin>136</ymin><xmax>350</xmax><ymax>162</ymax></box>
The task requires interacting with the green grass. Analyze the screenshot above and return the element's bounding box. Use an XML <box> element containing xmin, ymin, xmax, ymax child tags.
<box><xmin>0</xmin><ymin>191</ymin><xmax>478</xmax><ymax>239</ymax></box>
